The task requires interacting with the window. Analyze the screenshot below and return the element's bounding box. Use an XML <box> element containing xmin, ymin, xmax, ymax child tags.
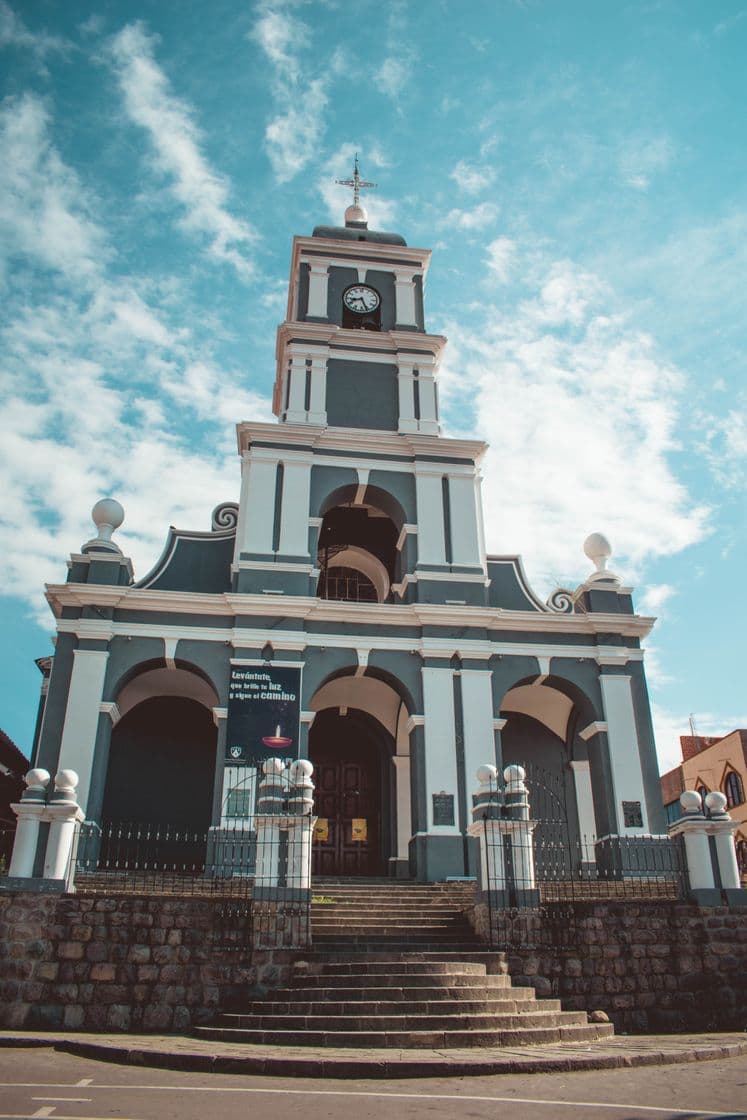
<box><xmin>724</xmin><ymin>770</ymin><xmax>744</xmax><ymax>809</ymax></box>
<box><xmin>664</xmin><ymin>800</ymin><xmax>681</xmax><ymax>825</ymax></box>
<box><xmin>696</xmin><ymin>784</ymin><xmax>708</xmax><ymax>802</ymax></box>
<box><xmin>736</xmin><ymin>836</ymin><xmax>747</xmax><ymax>877</ymax></box>
<box><xmin>225</xmin><ymin>787</ymin><xmax>253</xmax><ymax>818</ymax></box>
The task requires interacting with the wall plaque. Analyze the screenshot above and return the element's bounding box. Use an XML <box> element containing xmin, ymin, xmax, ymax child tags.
<box><xmin>622</xmin><ymin>800</ymin><xmax>643</xmax><ymax>828</ymax></box>
<box><xmin>432</xmin><ymin>792</ymin><xmax>455</xmax><ymax>827</ymax></box>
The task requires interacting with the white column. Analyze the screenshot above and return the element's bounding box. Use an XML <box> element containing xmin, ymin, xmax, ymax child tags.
<box><xmin>713</xmin><ymin>827</ymin><xmax>741</xmax><ymax>889</ymax></box>
<box><xmin>599</xmin><ymin>674</ymin><xmax>650</xmax><ymax>832</ymax></box>
<box><xmin>394</xmin><ymin>271</ymin><xmax>418</xmax><ymax>325</ymax></box>
<box><xmin>392</xmin><ymin>755</ymin><xmax>412</xmax><ymax>858</ymax></box>
<box><xmin>398</xmin><ymin>363</ymin><xmax>417</xmax><ymax>433</ymax></box>
<box><xmin>241</xmin><ymin>453</ymin><xmax>278</xmax><ymax>554</ymax></box>
<box><xmin>447</xmin><ymin>474</ymin><xmax>482</xmax><ymax>566</ymax></box>
<box><xmin>57</xmin><ymin>649</ymin><xmax>110</xmax><ymax>814</ymax></box>
<box><xmin>9</xmin><ymin>769</ymin><xmax>50</xmax><ymax>878</ymax></box>
<box><xmin>570</xmin><ymin>759</ymin><xmax>597</xmax><ymax>845</ymax></box>
<box><xmin>421</xmin><ymin>666</ymin><xmax>459</xmax><ymax>834</ymax></box>
<box><xmin>278</xmin><ymin>455</ymin><xmax>312</xmax><ymax>556</ymax></box>
<box><xmin>417</xmin><ymin>370</ymin><xmax>439</xmax><ymax>434</ymax></box>
<box><xmin>460</xmin><ymin>670</ymin><xmax>495</xmax><ymax>802</ymax></box>
<box><xmin>308</xmin><ymin>357</ymin><xmax>327</xmax><ymax>424</ymax></box>
<box><xmin>307</xmin><ymin>263</ymin><xmax>329</xmax><ymax>317</ymax></box>
<box><xmin>285</xmin><ymin>355</ymin><xmax>308</xmax><ymax>423</ymax></box>
<box><xmin>415</xmin><ymin>468</ymin><xmax>446</xmax><ymax>565</ymax></box>
<box><xmin>43</xmin><ymin>770</ymin><xmax>85</xmax><ymax>883</ymax></box>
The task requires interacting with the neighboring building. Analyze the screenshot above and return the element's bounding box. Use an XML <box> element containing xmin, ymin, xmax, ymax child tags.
<box><xmin>27</xmin><ymin>179</ymin><xmax>668</xmax><ymax>882</ymax></box>
<box><xmin>0</xmin><ymin>728</ymin><xmax>28</xmax><ymax>865</ymax></box>
<box><xmin>661</xmin><ymin>730</ymin><xmax>747</xmax><ymax>880</ymax></box>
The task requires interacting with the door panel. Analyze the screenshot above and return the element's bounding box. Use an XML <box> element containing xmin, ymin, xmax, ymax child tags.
<box><xmin>311</xmin><ymin>745</ymin><xmax>381</xmax><ymax>877</ymax></box>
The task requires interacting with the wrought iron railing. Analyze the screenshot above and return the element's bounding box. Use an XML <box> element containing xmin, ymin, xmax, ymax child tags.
<box><xmin>479</xmin><ymin>830</ymin><xmax>688</xmax><ymax>950</ymax></box>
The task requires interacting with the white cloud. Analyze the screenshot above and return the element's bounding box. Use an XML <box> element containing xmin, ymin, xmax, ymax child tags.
<box><xmin>0</xmin><ymin>1</ymin><xmax>70</xmax><ymax>58</ymax></box>
<box><xmin>249</xmin><ymin>2</ymin><xmax>329</xmax><ymax>183</ymax></box>
<box><xmin>637</xmin><ymin>583</ymin><xmax>676</xmax><ymax>616</ymax></box>
<box><xmin>440</xmin><ymin>248</ymin><xmax>709</xmax><ymax>597</ymax></box>
<box><xmin>0</xmin><ymin>92</ymin><xmax>271</xmax><ymax>621</ymax></box>
<box><xmin>108</xmin><ymin>23</ymin><xmax>257</xmax><ymax>277</ymax></box>
<box><xmin>618</xmin><ymin>134</ymin><xmax>675</xmax><ymax>191</ymax></box>
<box><xmin>485</xmin><ymin>236</ymin><xmax>516</xmax><ymax>283</ymax></box>
<box><xmin>0</xmin><ymin>94</ymin><xmax>105</xmax><ymax>283</ymax></box>
<box><xmin>698</xmin><ymin>395</ymin><xmax>747</xmax><ymax>488</ymax></box>
<box><xmin>450</xmin><ymin>158</ymin><xmax>496</xmax><ymax>195</ymax></box>
<box><xmin>442</xmin><ymin>202</ymin><xmax>499</xmax><ymax>230</ymax></box>
<box><xmin>372</xmin><ymin>1</ymin><xmax>417</xmax><ymax>103</ymax></box>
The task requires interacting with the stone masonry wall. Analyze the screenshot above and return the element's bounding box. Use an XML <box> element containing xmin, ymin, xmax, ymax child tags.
<box><xmin>472</xmin><ymin>899</ymin><xmax>747</xmax><ymax>1034</ymax></box>
<box><xmin>0</xmin><ymin>892</ymin><xmax>297</xmax><ymax>1033</ymax></box>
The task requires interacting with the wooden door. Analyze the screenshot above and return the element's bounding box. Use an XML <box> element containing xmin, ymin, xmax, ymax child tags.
<box><xmin>312</xmin><ymin>751</ymin><xmax>380</xmax><ymax>876</ymax></box>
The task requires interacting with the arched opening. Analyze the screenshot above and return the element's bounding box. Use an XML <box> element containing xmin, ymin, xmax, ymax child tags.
<box><xmin>317</xmin><ymin>503</ymin><xmax>398</xmax><ymax>604</ymax></box>
<box><xmin>308</xmin><ymin>673</ymin><xmax>410</xmax><ymax>877</ymax></box>
<box><xmin>102</xmin><ymin>696</ymin><xmax>217</xmax><ymax>829</ymax></box>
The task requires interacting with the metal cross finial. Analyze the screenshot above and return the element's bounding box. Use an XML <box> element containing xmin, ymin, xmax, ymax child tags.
<box><xmin>336</xmin><ymin>153</ymin><xmax>376</xmax><ymax>208</ymax></box>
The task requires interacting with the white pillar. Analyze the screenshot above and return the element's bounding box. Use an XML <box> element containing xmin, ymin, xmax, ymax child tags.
<box><xmin>307</xmin><ymin>264</ymin><xmax>329</xmax><ymax>317</ymax></box>
<box><xmin>713</xmin><ymin>828</ymin><xmax>741</xmax><ymax>889</ymax></box>
<box><xmin>43</xmin><ymin>770</ymin><xmax>85</xmax><ymax>884</ymax></box>
<box><xmin>9</xmin><ymin>769</ymin><xmax>50</xmax><ymax>878</ymax></box>
<box><xmin>668</xmin><ymin>792</ymin><xmax>715</xmax><ymax>891</ymax></box>
<box><xmin>58</xmin><ymin>649</ymin><xmax>110</xmax><ymax>815</ymax></box>
<box><xmin>570</xmin><ymin>759</ymin><xmax>597</xmax><ymax>855</ymax></box>
<box><xmin>417</xmin><ymin>370</ymin><xmax>439</xmax><ymax>435</ymax></box>
<box><xmin>392</xmin><ymin>755</ymin><xmax>412</xmax><ymax>859</ymax></box>
<box><xmin>398</xmin><ymin>363</ymin><xmax>417</xmax><ymax>433</ymax></box>
<box><xmin>278</xmin><ymin>455</ymin><xmax>312</xmax><ymax>556</ymax></box>
<box><xmin>414</xmin><ymin>468</ymin><xmax>446</xmax><ymax>565</ymax></box>
<box><xmin>394</xmin><ymin>272</ymin><xmax>418</xmax><ymax>326</ymax></box>
<box><xmin>241</xmin><ymin>453</ymin><xmax>278</xmax><ymax>554</ymax></box>
<box><xmin>599</xmin><ymin>674</ymin><xmax>650</xmax><ymax>832</ymax></box>
<box><xmin>308</xmin><ymin>357</ymin><xmax>327</xmax><ymax>424</ymax></box>
<box><xmin>447</xmin><ymin>474</ymin><xmax>482</xmax><ymax>567</ymax></box>
<box><xmin>460</xmin><ymin>669</ymin><xmax>495</xmax><ymax>802</ymax></box>
<box><xmin>421</xmin><ymin>665</ymin><xmax>458</xmax><ymax>834</ymax></box>
<box><xmin>285</xmin><ymin>355</ymin><xmax>308</xmax><ymax>423</ymax></box>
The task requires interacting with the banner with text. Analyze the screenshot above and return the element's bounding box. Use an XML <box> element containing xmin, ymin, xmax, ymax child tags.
<box><xmin>225</xmin><ymin>665</ymin><xmax>302</xmax><ymax>765</ymax></box>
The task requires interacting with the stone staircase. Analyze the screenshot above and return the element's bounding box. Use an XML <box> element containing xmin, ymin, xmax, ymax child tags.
<box><xmin>195</xmin><ymin>879</ymin><xmax>614</xmax><ymax>1049</ymax></box>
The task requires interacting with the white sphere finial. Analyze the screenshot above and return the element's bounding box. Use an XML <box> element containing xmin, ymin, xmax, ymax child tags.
<box><xmin>583</xmin><ymin>532</ymin><xmax>621</xmax><ymax>585</ymax></box>
<box><xmin>92</xmin><ymin>498</ymin><xmax>124</xmax><ymax>542</ymax></box>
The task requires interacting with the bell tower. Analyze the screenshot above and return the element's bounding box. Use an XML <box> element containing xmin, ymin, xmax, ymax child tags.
<box><xmin>273</xmin><ymin>158</ymin><xmax>445</xmax><ymax>436</ymax></box>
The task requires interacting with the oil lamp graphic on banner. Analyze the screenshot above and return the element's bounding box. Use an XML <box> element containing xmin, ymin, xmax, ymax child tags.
<box><xmin>262</xmin><ymin>724</ymin><xmax>293</xmax><ymax>751</ymax></box>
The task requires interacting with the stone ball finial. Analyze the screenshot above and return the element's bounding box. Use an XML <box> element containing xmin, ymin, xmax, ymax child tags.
<box><xmin>25</xmin><ymin>768</ymin><xmax>51</xmax><ymax>791</ymax></box>
<box><xmin>504</xmin><ymin>764</ymin><xmax>526</xmax><ymax>785</ymax></box>
<box><xmin>680</xmin><ymin>789</ymin><xmax>703</xmax><ymax>815</ymax></box>
<box><xmin>262</xmin><ymin>757</ymin><xmax>285</xmax><ymax>777</ymax></box>
<box><xmin>288</xmin><ymin>759</ymin><xmax>314</xmax><ymax>785</ymax></box>
<box><xmin>584</xmin><ymin>532</ymin><xmax>612</xmax><ymax>571</ymax></box>
<box><xmin>92</xmin><ymin>499</ymin><xmax>124</xmax><ymax>542</ymax></box>
<box><xmin>345</xmin><ymin>203</ymin><xmax>368</xmax><ymax>225</ymax></box>
<box><xmin>54</xmin><ymin>769</ymin><xmax>79</xmax><ymax>793</ymax></box>
<box><xmin>476</xmin><ymin>764</ymin><xmax>498</xmax><ymax>785</ymax></box>
<box><xmin>705</xmin><ymin>790</ymin><xmax>728</xmax><ymax>816</ymax></box>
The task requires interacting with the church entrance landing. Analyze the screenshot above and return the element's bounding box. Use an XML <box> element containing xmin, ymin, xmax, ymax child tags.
<box><xmin>310</xmin><ymin>708</ymin><xmax>385</xmax><ymax>877</ymax></box>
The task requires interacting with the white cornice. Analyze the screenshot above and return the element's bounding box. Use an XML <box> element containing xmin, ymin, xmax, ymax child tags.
<box><xmin>46</xmin><ymin>583</ymin><xmax>655</xmax><ymax>644</ymax></box>
<box><xmin>236</xmin><ymin>419</ymin><xmax>487</xmax><ymax>463</ymax></box>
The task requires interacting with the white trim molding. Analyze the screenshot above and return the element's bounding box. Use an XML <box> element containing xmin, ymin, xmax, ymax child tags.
<box><xmin>579</xmin><ymin>721</ymin><xmax>609</xmax><ymax>741</ymax></box>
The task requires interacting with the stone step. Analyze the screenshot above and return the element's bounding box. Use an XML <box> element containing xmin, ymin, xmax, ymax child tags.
<box><xmin>212</xmin><ymin>1009</ymin><xmax>589</xmax><ymax>1032</ymax></box>
<box><xmin>289</xmin><ymin>976</ymin><xmax>515</xmax><ymax>994</ymax></box>
<box><xmin>241</xmin><ymin>995</ymin><xmax>555</xmax><ymax>1015</ymax></box>
<box><xmin>299</xmin><ymin>959</ymin><xmax>488</xmax><ymax>975</ymax></box>
<box><xmin>301</xmin><ymin>951</ymin><xmax>508</xmax><ymax>967</ymax></box>
<box><xmin>193</xmin><ymin>1022</ymin><xmax>615</xmax><ymax>1049</ymax></box>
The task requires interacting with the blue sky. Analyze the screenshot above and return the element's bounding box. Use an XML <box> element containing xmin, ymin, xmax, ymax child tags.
<box><xmin>0</xmin><ymin>0</ymin><xmax>745</xmax><ymax>772</ymax></box>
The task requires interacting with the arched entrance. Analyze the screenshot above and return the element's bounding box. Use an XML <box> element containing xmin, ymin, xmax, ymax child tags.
<box><xmin>310</xmin><ymin>708</ymin><xmax>388</xmax><ymax>876</ymax></box>
<box><xmin>102</xmin><ymin>696</ymin><xmax>217</xmax><ymax>829</ymax></box>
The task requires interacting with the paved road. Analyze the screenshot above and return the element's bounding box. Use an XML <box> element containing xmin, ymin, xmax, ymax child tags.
<box><xmin>1</xmin><ymin>1047</ymin><xmax>746</xmax><ymax>1120</ymax></box>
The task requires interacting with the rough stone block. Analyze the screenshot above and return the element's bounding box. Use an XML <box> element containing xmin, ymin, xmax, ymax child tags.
<box><xmin>58</xmin><ymin>941</ymin><xmax>84</xmax><ymax>960</ymax></box>
<box><xmin>90</xmin><ymin>963</ymin><xmax>116</xmax><ymax>982</ymax></box>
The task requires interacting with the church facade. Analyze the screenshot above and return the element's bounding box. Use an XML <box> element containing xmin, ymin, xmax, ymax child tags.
<box><xmin>30</xmin><ymin>189</ymin><xmax>666</xmax><ymax>883</ymax></box>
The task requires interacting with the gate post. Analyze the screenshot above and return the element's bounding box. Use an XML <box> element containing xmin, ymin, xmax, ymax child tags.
<box><xmin>42</xmin><ymin>770</ymin><xmax>85</xmax><ymax>888</ymax></box>
<box><xmin>7</xmin><ymin>769</ymin><xmax>50</xmax><ymax>880</ymax></box>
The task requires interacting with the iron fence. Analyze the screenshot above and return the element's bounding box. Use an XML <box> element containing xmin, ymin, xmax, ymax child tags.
<box><xmin>480</xmin><ymin>828</ymin><xmax>688</xmax><ymax>950</ymax></box>
<box><xmin>73</xmin><ymin>817</ymin><xmax>312</xmax><ymax>950</ymax></box>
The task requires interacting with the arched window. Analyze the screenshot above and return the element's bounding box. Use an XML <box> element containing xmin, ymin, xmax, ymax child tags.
<box><xmin>696</xmin><ymin>784</ymin><xmax>708</xmax><ymax>803</ymax></box>
<box><xmin>736</xmin><ymin>836</ymin><xmax>747</xmax><ymax>876</ymax></box>
<box><xmin>723</xmin><ymin>770</ymin><xmax>744</xmax><ymax>809</ymax></box>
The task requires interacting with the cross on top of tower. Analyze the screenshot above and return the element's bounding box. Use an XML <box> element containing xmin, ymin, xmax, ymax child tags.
<box><xmin>336</xmin><ymin>154</ymin><xmax>376</xmax><ymax>226</ymax></box>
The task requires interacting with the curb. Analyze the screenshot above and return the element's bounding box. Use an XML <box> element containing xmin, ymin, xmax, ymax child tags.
<box><xmin>2</xmin><ymin>1033</ymin><xmax>747</xmax><ymax>1079</ymax></box>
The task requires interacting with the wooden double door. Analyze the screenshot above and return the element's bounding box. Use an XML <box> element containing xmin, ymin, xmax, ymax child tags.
<box><xmin>310</xmin><ymin>709</ymin><xmax>383</xmax><ymax>877</ymax></box>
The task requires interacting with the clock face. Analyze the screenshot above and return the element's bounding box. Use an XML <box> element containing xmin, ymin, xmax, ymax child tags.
<box><xmin>343</xmin><ymin>285</ymin><xmax>380</xmax><ymax>314</ymax></box>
